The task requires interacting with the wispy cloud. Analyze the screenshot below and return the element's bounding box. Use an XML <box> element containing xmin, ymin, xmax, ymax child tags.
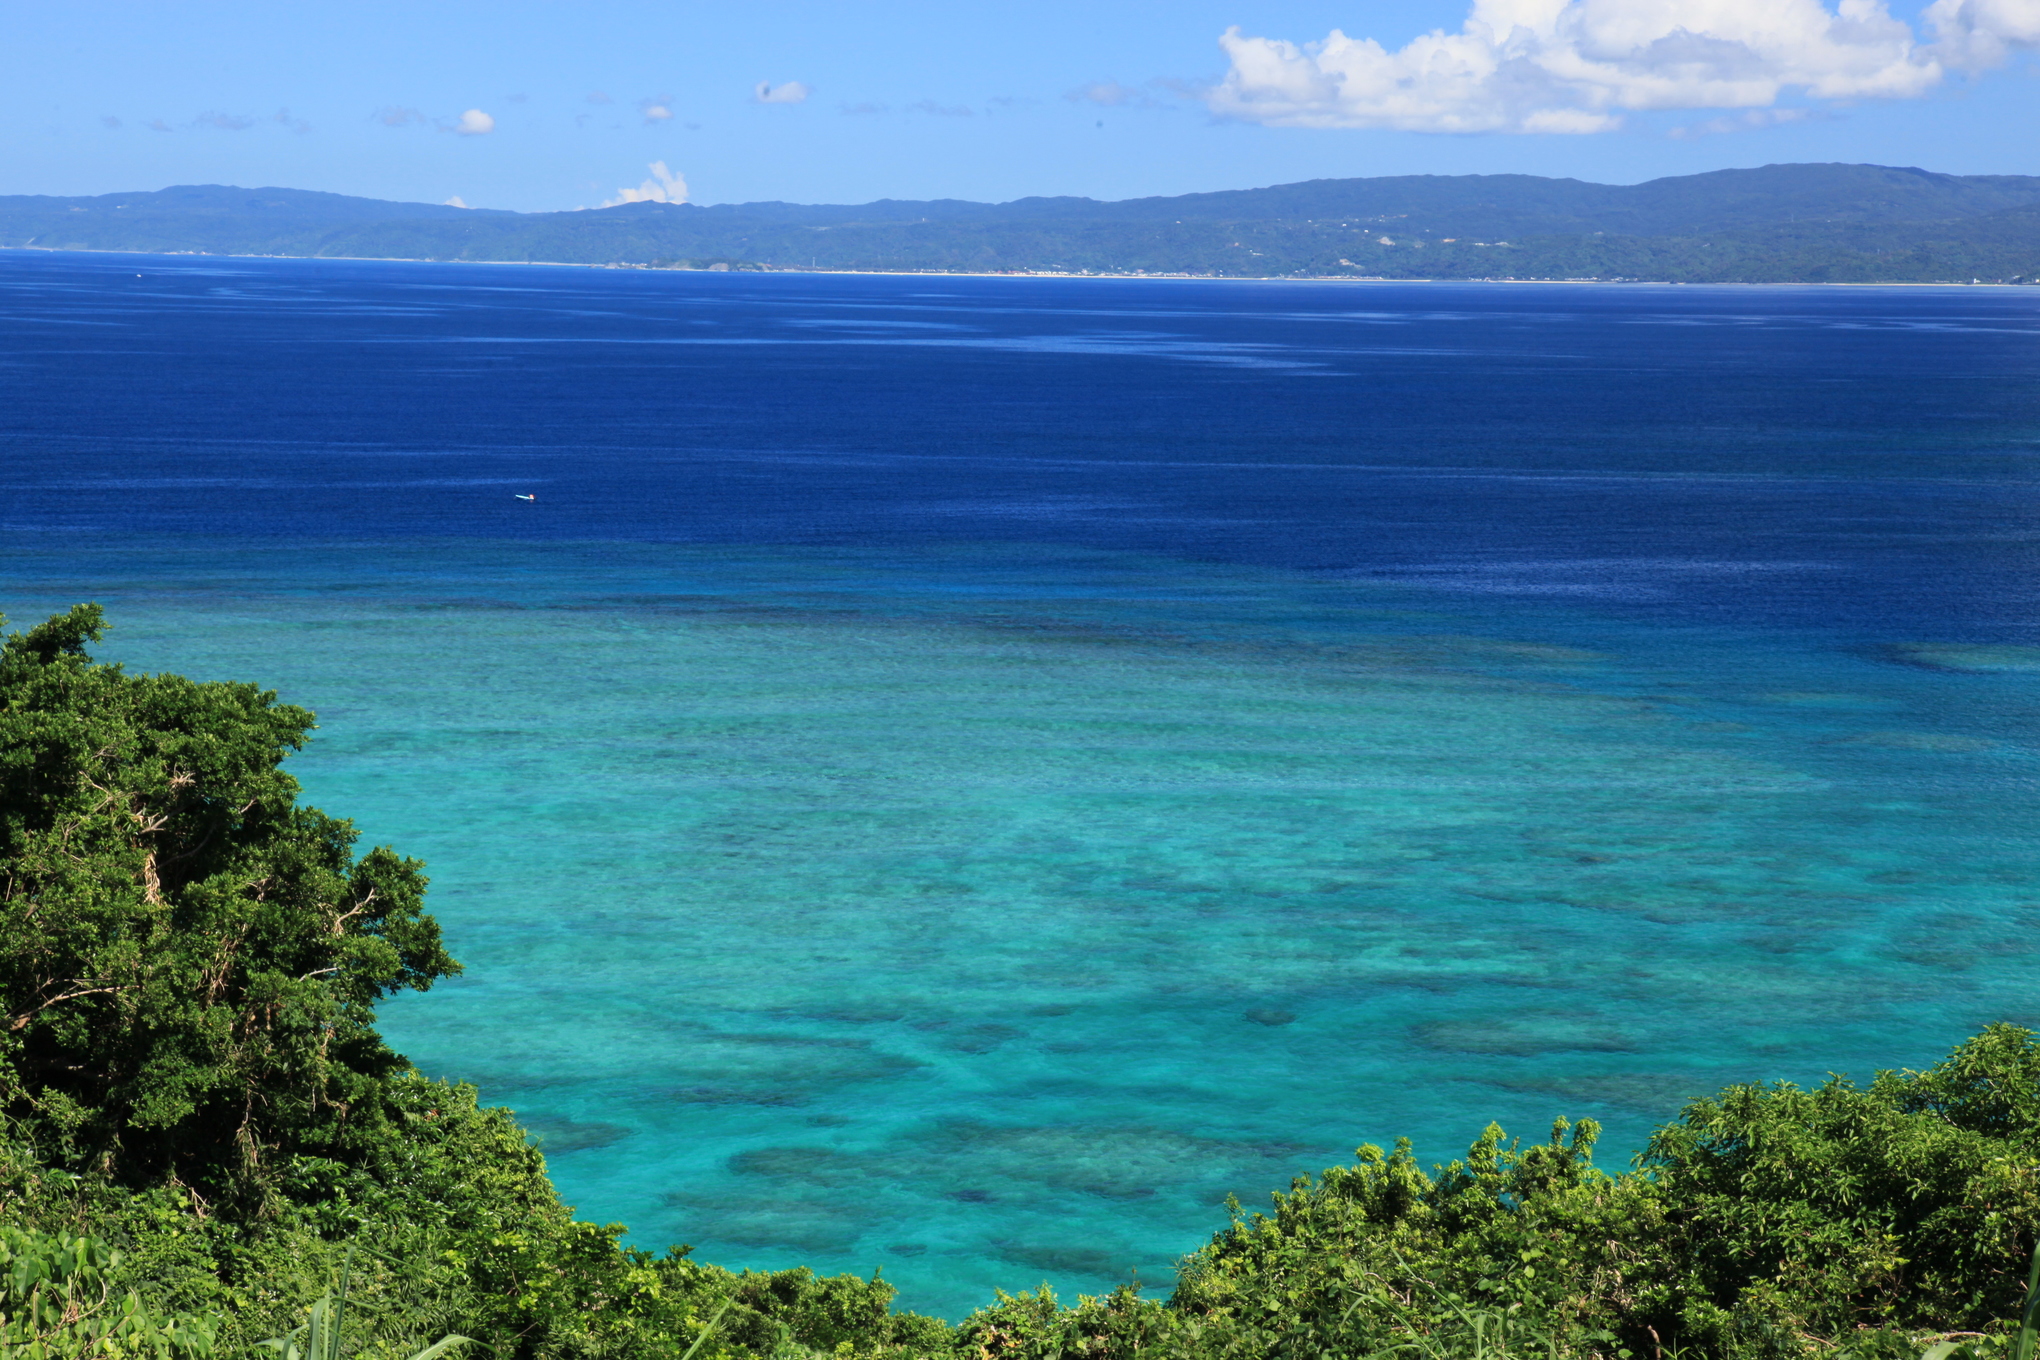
<box><xmin>640</xmin><ymin>96</ymin><xmax>673</xmax><ymax>124</ymax></box>
<box><xmin>101</xmin><ymin>116</ymin><xmax>121</xmax><ymax>129</ymax></box>
<box><xmin>1667</xmin><ymin>107</ymin><xmax>1816</xmax><ymax>138</ymax></box>
<box><xmin>145</xmin><ymin>118</ymin><xmax>172</xmax><ymax>132</ymax></box>
<box><xmin>376</xmin><ymin>107</ymin><xmax>429</xmax><ymax>127</ymax></box>
<box><xmin>908</xmin><ymin>99</ymin><xmax>973</xmax><ymax>116</ymax></box>
<box><xmin>1204</xmin><ymin>0</ymin><xmax>2040</xmax><ymax>134</ymax></box>
<box><xmin>194</xmin><ymin>111</ymin><xmax>257</xmax><ymax>131</ymax></box>
<box><xmin>587</xmin><ymin>91</ymin><xmax>614</xmax><ymax>105</ymax></box>
<box><xmin>453</xmin><ymin>108</ymin><xmax>495</xmax><ymax>135</ymax></box>
<box><xmin>1066</xmin><ymin>80</ymin><xmax>1165</xmax><ymax>108</ymax></box>
<box><xmin>603</xmin><ymin>160</ymin><xmax>689</xmax><ymax>206</ymax></box>
<box><xmin>754</xmin><ymin>80</ymin><xmax>810</xmax><ymax>104</ymax></box>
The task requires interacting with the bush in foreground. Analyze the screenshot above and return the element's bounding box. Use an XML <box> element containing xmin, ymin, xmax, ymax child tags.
<box><xmin>3</xmin><ymin>605</ymin><xmax>2038</xmax><ymax>1360</ymax></box>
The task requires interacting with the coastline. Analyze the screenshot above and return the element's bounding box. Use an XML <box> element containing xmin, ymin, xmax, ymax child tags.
<box><xmin>1</xmin><ymin>242</ymin><xmax>2028</xmax><ymax>287</ymax></box>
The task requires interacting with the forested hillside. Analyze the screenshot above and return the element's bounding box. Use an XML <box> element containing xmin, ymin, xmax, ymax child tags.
<box><xmin>3</xmin><ymin>163</ymin><xmax>2037</xmax><ymax>282</ymax></box>
<box><xmin>6</xmin><ymin>603</ymin><xmax>2040</xmax><ymax>1360</ymax></box>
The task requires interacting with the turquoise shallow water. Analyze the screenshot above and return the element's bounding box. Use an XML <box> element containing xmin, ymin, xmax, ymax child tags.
<box><xmin>6</xmin><ymin>537</ymin><xmax>2038</xmax><ymax>1317</ymax></box>
<box><xmin>5</xmin><ymin>257</ymin><xmax>2040</xmax><ymax>1317</ymax></box>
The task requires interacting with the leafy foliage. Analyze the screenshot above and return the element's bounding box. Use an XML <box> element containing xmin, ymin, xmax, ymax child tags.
<box><xmin>254</xmin><ymin>1251</ymin><xmax>470</xmax><ymax>1360</ymax></box>
<box><xmin>0</xmin><ymin>607</ymin><xmax>948</xmax><ymax>1359</ymax></box>
<box><xmin>0</xmin><ymin>1224</ymin><xmax>216</xmax><ymax>1360</ymax></box>
<box><xmin>6</xmin><ymin>605</ymin><xmax>2040</xmax><ymax>1360</ymax></box>
<box><xmin>1643</xmin><ymin>1025</ymin><xmax>2040</xmax><ymax>1343</ymax></box>
<box><xmin>0</xmin><ymin>604</ymin><xmax>457</xmax><ymax>1213</ymax></box>
<box><xmin>1139</xmin><ymin>1027</ymin><xmax>2040</xmax><ymax>1360</ymax></box>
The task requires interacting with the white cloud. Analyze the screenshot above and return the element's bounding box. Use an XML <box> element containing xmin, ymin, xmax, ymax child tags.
<box><xmin>1925</xmin><ymin>0</ymin><xmax>2040</xmax><ymax>66</ymax></box>
<box><xmin>444</xmin><ymin>196</ymin><xmax>470</xmax><ymax>208</ymax></box>
<box><xmin>641</xmin><ymin>97</ymin><xmax>673</xmax><ymax>123</ymax></box>
<box><xmin>455</xmin><ymin>108</ymin><xmax>495</xmax><ymax>135</ymax></box>
<box><xmin>754</xmin><ymin>80</ymin><xmax>810</xmax><ymax>103</ymax></box>
<box><xmin>603</xmin><ymin>160</ymin><xmax>689</xmax><ymax>206</ymax></box>
<box><xmin>1204</xmin><ymin>0</ymin><xmax>1962</xmax><ymax>134</ymax></box>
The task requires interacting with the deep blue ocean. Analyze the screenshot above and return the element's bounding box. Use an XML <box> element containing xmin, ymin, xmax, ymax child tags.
<box><xmin>4</xmin><ymin>250</ymin><xmax>2039</xmax><ymax>1318</ymax></box>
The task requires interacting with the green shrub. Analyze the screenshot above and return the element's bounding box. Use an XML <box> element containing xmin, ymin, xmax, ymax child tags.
<box><xmin>1162</xmin><ymin>1027</ymin><xmax>2040</xmax><ymax>1360</ymax></box>
<box><xmin>0</xmin><ymin>1225</ymin><xmax>216</xmax><ymax>1360</ymax></box>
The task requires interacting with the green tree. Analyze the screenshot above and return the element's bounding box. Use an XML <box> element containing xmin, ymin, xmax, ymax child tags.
<box><xmin>1645</xmin><ymin>1024</ymin><xmax>2040</xmax><ymax>1347</ymax></box>
<box><xmin>0</xmin><ymin>605</ymin><xmax>458</xmax><ymax>1214</ymax></box>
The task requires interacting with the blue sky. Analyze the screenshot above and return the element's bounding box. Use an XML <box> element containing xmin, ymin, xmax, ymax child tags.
<box><xmin>4</xmin><ymin>0</ymin><xmax>2036</xmax><ymax>210</ymax></box>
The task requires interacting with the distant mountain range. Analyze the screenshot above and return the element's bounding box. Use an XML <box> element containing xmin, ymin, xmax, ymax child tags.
<box><xmin>4</xmin><ymin>163</ymin><xmax>2037</xmax><ymax>283</ymax></box>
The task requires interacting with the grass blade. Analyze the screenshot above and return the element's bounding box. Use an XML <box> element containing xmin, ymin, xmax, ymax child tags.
<box><xmin>406</xmin><ymin>1334</ymin><xmax>476</xmax><ymax>1360</ymax></box>
<box><xmin>679</xmin><ymin>1299</ymin><xmax>733</xmax><ymax>1360</ymax></box>
<box><xmin>2014</xmin><ymin>1237</ymin><xmax>2040</xmax><ymax>1360</ymax></box>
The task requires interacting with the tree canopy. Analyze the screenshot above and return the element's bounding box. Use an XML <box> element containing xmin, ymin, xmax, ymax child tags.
<box><xmin>0</xmin><ymin>604</ymin><xmax>457</xmax><ymax>1212</ymax></box>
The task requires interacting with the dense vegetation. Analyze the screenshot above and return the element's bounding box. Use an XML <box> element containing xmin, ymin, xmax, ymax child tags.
<box><xmin>5</xmin><ymin>603</ymin><xmax>2040</xmax><ymax>1360</ymax></box>
<box><xmin>4</xmin><ymin>164</ymin><xmax>2038</xmax><ymax>283</ymax></box>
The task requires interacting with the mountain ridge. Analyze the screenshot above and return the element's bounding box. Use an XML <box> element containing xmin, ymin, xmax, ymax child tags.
<box><xmin>4</xmin><ymin>163</ymin><xmax>2038</xmax><ymax>282</ymax></box>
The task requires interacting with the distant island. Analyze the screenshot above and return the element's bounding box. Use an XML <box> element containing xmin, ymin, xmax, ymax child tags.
<box><xmin>2</xmin><ymin>162</ymin><xmax>2037</xmax><ymax>284</ymax></box>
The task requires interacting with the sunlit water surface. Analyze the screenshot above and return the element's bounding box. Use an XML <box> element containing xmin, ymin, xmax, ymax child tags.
<box><xmin>3</xmin><ymin>254</ymin><xmax>2039</xmax><ymax>1316</ymax></box>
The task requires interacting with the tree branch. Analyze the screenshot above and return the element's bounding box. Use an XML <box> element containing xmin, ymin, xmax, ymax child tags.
<box><xmin>7</xmin><ymin>984</ymin><xmax>130</xmax><ymax>1031</ymax></box>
